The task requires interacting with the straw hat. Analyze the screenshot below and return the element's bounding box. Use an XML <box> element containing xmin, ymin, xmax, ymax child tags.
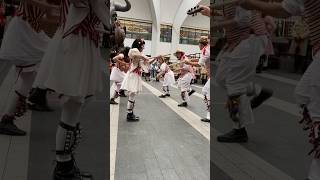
<box><xmin>174</xmin><ymin>49</ymin><xmax>185</xmax><ymax>56</ymax></box>
<box><xmin>199</xmin><ymin>36</ymin><xmax>209</xmax><ymax>45</ymax></box>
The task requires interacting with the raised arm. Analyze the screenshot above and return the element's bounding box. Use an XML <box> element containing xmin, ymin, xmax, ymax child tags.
<box><xmin>239</xmin><ymin>0</ymin><xmax>302</xmax><ymax>18</ymax></box>
<box><xmin>114</xmin><ymin>0</ymin><xmax>131</xmax><ymax>12</ymax></box>
<box><xmin>213</xmin><ymin>6</ymin><xmax>251</xmax><ymax>29</ymax></box>
<box><xmin>112</xmin><ymin>53</ymin><xmax>125</xmax><ymax>62</ymax></box>
<box><xmin>28</xmin><ymin>0</ymin><xmax>60</xmax><ymax>10</ymax></box>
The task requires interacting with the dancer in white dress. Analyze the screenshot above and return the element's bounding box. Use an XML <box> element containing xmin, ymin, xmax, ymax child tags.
<box><xmin>174</xmin><ymin>49</ymin><xmax>196</xmax><ymax>107</ymax></box>
<box><xmin>238</xmin><ymin>0</ymin><xmax>320</xmax><ymax>179</ymax></box>
<box><xmin>110</xmin><ymin>47</ymin><xmax>130</xmax><ymax>104</ymax></box>
<box><xmin>120</xmin><ymin>39</ymin><xmax>157</xmax><ymax>121</ymax></box>
<box><xmin>157</xmin><ymin>56</ymin><xmax>175</xmax><ymax>98</ymax></box>
<box><xmin>0</xmin><ymin>0</ymin><xmax>59</xmax><ymax>136</ymax></box>
<box><xmin>31</xmin><ymin>0</ymin><xmax>111</xmax><ymax>179</ymax></box>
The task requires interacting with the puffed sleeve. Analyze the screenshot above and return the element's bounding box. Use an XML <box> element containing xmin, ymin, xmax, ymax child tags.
<box><xmin>281</xmin><ymin>0</ymin><xmax>304</xmax><ymax>16</ymax></box>
<box><xmin>234</xmin><ymin>6</ymin><xmax>252</xmax><ymax>25</ymax></box>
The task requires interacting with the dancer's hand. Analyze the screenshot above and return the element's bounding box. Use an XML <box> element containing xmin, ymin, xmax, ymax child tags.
<box><xmin>117</xmin><ymin>54</ymin><xmax>124</xmax><ymax>59</ymax></box>
<box><xmin>237</xmin><ymin>0</ymin><xmax>254</xmax><ymax>10</ymax></box>
<box><xmin>199</xmin><ymin>5</ymin><xmax>211</xmax><ymax>17</ymax></box>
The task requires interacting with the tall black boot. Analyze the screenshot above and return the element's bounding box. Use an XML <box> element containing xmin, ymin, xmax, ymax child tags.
<box><xmin>28</xmin><ymin>88</ymin><xmax>53</xmax><ymax>112</ymax></box>
<box><xmin>53</xmin><ymin>122</ymin><xmax>92</xmax><ymax>180</ymax></box>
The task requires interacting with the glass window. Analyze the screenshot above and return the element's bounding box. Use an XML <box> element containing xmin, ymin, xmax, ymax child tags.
<box><xmin>118</xmin><ymin>18</ymin><xmax>152</xmax><ymax>40</ymax></box>
<box><xmin>180</xmin><ymin>27</ymin><xmax>209</xmax><ymax>45</ymax></box>
<box><xmin>160</xmin><ymin>24</ymin><xmax>172</xmax><ymax>43</ymax></box>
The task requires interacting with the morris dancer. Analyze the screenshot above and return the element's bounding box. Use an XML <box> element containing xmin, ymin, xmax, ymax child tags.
<box><xmin>201</xmin><ymin>3</ymin><xmax>257</xmax><ymax>142</ymax></box>
<box><xmin>247</xmin><ymin>7</ymin><xmax>278</xmax><ymax>108</ymax></box>
<box><xmin>28</xmin><ymin>0</ymin><xmax>131</xmax><ymax>111</ymax></box>
<box><xmin>32</xmin><ymin>0</ymin><xmax>112</xmax><ymax>178</ymax></box>
<box><xmin>0</xmin><ymin>0</ymin><xmax>59</xmax><ymax>136</ymax></box>
<box><xmin>238</xmin><ymin>0</ymin><xmax>320</xmax><ymax>179</ymax></box>
<box><xmin>174</xmin><ymin>49</ymin><xmax>196</xmax><ymax>107</ymax></box>
<box><xmin>110</xmin><ymin>47</ymin><xmax>130</xmax><ymax>104</ymax></box>
<box><xmin>121</xmin><ymin>39</ymin><xmax>157</xmax><ymax>121</ymax></box>
<box><xmin>185</xmin><ymin>36</ymin><xmax>211</xmax><ymax>122</ymax></box>
<box><xmin>157</xmin><ymin>56</ymin><xmax>175</xmax><ymax>98</ymax></box>
<box><xmin>256</xmin><ymin>14</ymin><xmax>275</xmax><ymax>73</ymax></box>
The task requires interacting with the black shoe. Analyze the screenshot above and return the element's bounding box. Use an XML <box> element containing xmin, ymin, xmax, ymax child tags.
<box><xmin>28</xmin><ymin>102</ymin><xmax>54</xmax><ymax>112</ymax></box>
<box><xmin>178</xmin><ymin>102</ymin><xmax>188</xmax><ymax>107</ymax></box>
<box><xmin>251</xmin><ymin>88</ymin><xmax>273</xmax><ymax>109</ymax></box>
<box><xmin>110</xmin><ymin>99</ymin><xmax>118</xmax><ymax>104</ymax></box>
<box><xmin>188</xmin><ymin>89</ymin><xmax>196</xmax><ymax>96</ymax></box>
<box><xmin>217</xmin><ymin>128</ymin><xmax>248</xmax><ymax>143</ymax></box>
<box><xmin>119</xmin><ymin>90</ymin><xmax>126</xmax><ymax>97</ymax></box>
<box><xmin>165</xmin><ymin>94</ymin><xmax>170</xmax><ymax>97</ymax></box>
<box><xmin>159</xmin><ymin>94</ymin><xmax>167</xmax><ymax>98</ymax></box>
<box><xmin>28</xmin><ymin>88</ymin><xmax>53</xmax><ymax>112</ymax></box>
<box><xmin>127</xmin><ymin>113</ymin><xmax>139</xmax><ymax>121</ymax></box>
<box><xmin>0</xmin><ymin>116</ymin><xmax>26</xmax><ymax>136</ymax></box>
<box><xmin>201</xmin><ymin>118</ymin><xmax>210</xmax><ymax>122</ymax></box>
<box><xmin>53</xmin><ymin>166</ymin><xmax>81</xmax><ymax>180</ymax></box>
<box><xmin>53</xmin><ymin>160</ymin><xmax>92</xmax><ymax>180</ymax></box>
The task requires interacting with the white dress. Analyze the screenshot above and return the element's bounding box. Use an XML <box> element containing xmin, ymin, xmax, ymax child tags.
<box><xmin>120</xmin><ymin>48</ymin><xmax>148</xmax><ymax>93</ymax></box>
<box><xmin>33</xmin><ymin>1</ymin><xmax>108</xmax><ymax>100</ymax></box>
<box><xmin>110</xmin><ymin>66</ymin><xmax>126</xmax><ymax>82</ymax></box>
<box><xmin>0</xmin><ymin>16</ymin><xmax>50</xmax><ymax>70</ymax></box>
<box><xmin>160</xmin><ymin>63</ymin><xmax>175</xmax><ymax>87</ymax></box>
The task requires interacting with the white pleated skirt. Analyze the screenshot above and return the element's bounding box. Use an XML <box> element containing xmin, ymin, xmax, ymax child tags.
<box><xmin>33</xmin><ymin>27</ymin><xmax>103</xmax><ymax>101</ymax></box>
<box><xmin>110</xmin><ymin>67</ymin><xmax>126</xmax><ymax>82</ymax></box>
<box><xmin>120</xmin><ymin>72</ymin><xmax>142</xmax><ymax>93</ymax></box>
<box><xmin>0</xmin><ymin>17</ymin><xmax>50</xmax><ymax>66</ymax></box>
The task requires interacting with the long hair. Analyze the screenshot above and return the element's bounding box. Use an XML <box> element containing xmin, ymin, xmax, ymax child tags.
<box><xmin>131</xmin><ymin>38</ymin><xmax>145</xmax><ymax>52</ymax></box>
<box><xmin>121</xmin><ymin>46</ymin><xmax>131</xmax><ymax>63</ymax></box>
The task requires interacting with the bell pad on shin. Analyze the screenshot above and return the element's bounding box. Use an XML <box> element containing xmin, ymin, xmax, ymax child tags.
<box><xmin>299</xmin><ymin>105</ymin><xmax>313</xmax><ymax>131</ymax></box>
<box><xmin>56</xmin><ymin>122</ymin><xmax>82</xmax><ymax>156</ymax></box>
<box><xmin>308</xmin><ymin>121</ymin><xmax>320</xmax><ymax>158</ymax></box>
<box><xmin>204</xmin><ymin>96</ymin><xmax>210</xmax><ymax>111</ymax></box>
<box><xmin>226</xmin><ymin>96</ymin><xmax>240</xmax><ymax>122</ymax></box>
